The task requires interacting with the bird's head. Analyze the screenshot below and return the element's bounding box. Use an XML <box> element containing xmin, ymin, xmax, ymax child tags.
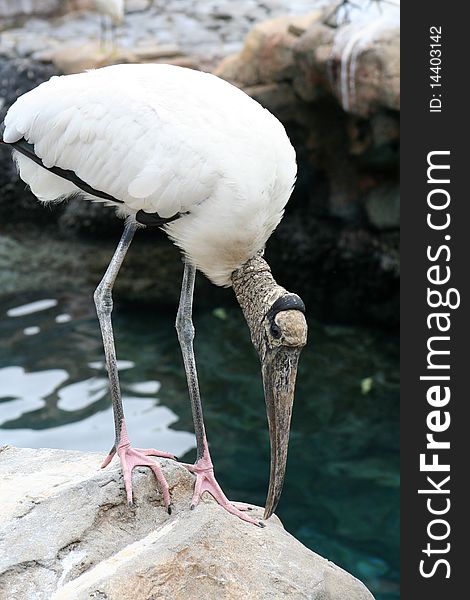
<box><xmin>257</xmin><ymin>294</ymin><xmax>307</xmax><ymax>519</ymax></box>
<box><xmin>232</xmin><ymin>254</ymin><xmax>307</xmax><ymax>520</ymax></box>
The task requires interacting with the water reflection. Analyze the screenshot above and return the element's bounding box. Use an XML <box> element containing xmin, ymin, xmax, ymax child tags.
<box><xmin>1</xmin><ymin>394</ymin><xmax>195</xmax><ymax>455</ymax></box>
<box><xmin>7</xmin><ymin>298</ymin><xmax>58</xmax><ymax>317</ymax></box>
<box><xmin>0</xmin><ymin>296</ymin><xmax>196</xmax><ymax>457</ymax></box>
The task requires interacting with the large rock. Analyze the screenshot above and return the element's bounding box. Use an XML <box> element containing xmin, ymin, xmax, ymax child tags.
<box><xmin>292</xmin><ymin>22</ymin><xmax>399</xmax><ymax>116</ymax></box>
<box><xmin>215</xmin><ymin>12</ymin><xmax>322</xmax><ymax>87</ymax></box>
<box><xmin>365</xmin><ymin>183</ymin><xmax>400</xmax><ymax>230</ymax></box>
<box><xmin>0</xmin><ymin>56</ymin><xmax>57</xmax><ymax>224</ymax></box>
<box><xmin>216</xmin><ymin>9</ymin><xmax>399</xmax><ymax>117</ymax></box>
<box><xmin>0</xmin><ymin>0</ymin><xmax>60</xmax><ymax>19</ymax></box>
<box><xmin>0</xmin><ymin>226</ymin><xmax>231</xmax><ymax>309</ymax></box>
<box><xmin>0</xmin><ymin>446</ymin><xmax>375</xmax><ymax>600</ymax></box>
<box><xmin>35</xmin><ymin>42</ymin><xmax>198</xmax><ymax>76</ymax></box>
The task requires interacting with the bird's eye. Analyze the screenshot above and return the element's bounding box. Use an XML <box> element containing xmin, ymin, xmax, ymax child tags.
<box><xmin>266</xmin><ymin>294</ymin><xmax>305</xmax><ymax>342</ymax></box>
<box><xmin>270</xmin><ymin>321</ymin><xmax>282</xmax><ymax>339</ymax></box>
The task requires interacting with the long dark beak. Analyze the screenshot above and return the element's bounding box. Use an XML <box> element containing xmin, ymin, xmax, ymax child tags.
<box><xmin>262</xmin><ymin>345</ymin><xmax>302</xmax><ymax>519</ymax></box>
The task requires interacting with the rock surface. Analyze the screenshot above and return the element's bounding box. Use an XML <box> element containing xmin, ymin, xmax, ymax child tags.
<box><xmin>0</xmin><ymin>226</ymin><xmax>229</xmax><ymax>308</ymax></box>
<box><xmin>35</xmin><ymin>41</ymin><xmax>198</xmax><ymax>76</ymax></box>
<box><xmin>0</xmin><ymin>57</ymin><xmax>57</xmax><ymax>223</ymax></box>
<box><xmin>216</xmin><ymin>7</ymin><xmax>399</xmax><ymax>116</ymax></box>
<box><xmin>0</xmin><ymin>0</ymin><xmax>328</xmax><ymax>65</ymax></box>
<box><xmin>0</xmin><ymin>445</ymin><xmax>375</xmax><ymax>600</ymax></box>
<box><xmin>0</xmin><ymin>0</ymin><xmax>60</xmax><ymax>20</ymax></box>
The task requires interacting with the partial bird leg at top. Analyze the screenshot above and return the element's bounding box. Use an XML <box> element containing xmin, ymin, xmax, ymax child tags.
<box><xmin>176</xmin><ymin>261</ymin><xmax>263</xmax><ymax>526</ymax></box>
<box><xmin>96</xmin><ymin>219</ymin><xmax>175</xmax><ymax>511</ymax></box>
<box><xmin>110</xmin><ymin>21</ymin><xmax>117</xmax><ymax>53</ymax></box>
<box><xmin>100</xmin><ymin>15</ymin><xmax>106</xmax><ymax>51</ymax></box>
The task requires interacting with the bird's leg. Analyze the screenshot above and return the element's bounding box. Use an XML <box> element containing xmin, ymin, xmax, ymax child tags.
<box><xmin>111</xmin><ymin>21</ymin><xmax>116</xmax><ymax>54</ymax></box>
<box><xmin>100</xmin><ymin>15</ymin><xmax>106</xmax><ymax>51</ymax></box>
<box><xmin>176</xmin><ymin>261</ymin><xmax>263</xmax><ymax>526</ymax></box>
<box><xmin>96</xmin><ymin>219</ymin><xmax>175</xmax><ymax>511</ymax></box>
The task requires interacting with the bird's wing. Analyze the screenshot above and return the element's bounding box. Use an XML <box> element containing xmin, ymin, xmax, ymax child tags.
<box><xmin>3</xmin><ymin>70</ymin><xmax>218</xmax><ymax>217</ymax></box>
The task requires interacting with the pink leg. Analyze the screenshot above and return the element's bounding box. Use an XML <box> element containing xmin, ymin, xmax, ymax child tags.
<box><xmin>102</xmin><ymin>421</ymin><xmax>176</xmax><ymax>512</ymax></box>
<box><xmin>181</xmin><ymin>438</ymin><xmax>264</xmax><ymax>527</ymax></box>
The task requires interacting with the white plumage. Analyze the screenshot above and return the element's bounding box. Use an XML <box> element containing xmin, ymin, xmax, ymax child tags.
<box><xmin>3</xmin><ymin>64</ymin><xmax>296</xmax><ymax>286</ymax></box>
<box><xmin>92</xmin><ymin>0</ymin><xmax>124</xmax><ymax>49</ymax></box>
<box><xmin>93</xmin><ymin>0</ymin><xmax>124</xmax><ymax>24</ymax></box>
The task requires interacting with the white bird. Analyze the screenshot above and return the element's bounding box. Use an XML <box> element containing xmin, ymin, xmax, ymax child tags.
<box><xmin>92</xmin><ymin>0</ymin><xmax>124</xmax><ymax>50</ymax></box>
<box><xmin>2</xmin><ymin>64</ymin><xmax>307</xmax><ymax>525</ymax></box>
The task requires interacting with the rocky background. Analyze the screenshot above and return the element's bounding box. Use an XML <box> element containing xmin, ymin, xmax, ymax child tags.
<box><xmin>0</xmin><ymin>0</ymin><xmax>399</xmax><ymax>327</ymax></box>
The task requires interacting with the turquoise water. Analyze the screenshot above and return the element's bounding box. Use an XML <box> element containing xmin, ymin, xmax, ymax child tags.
<box><xmin>0</xmin><ymin>292</ymin><xmax>399</xmax><ymax>599</ymax></box>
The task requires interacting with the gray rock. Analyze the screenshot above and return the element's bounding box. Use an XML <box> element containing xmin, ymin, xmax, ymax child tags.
<box><xmin>0</xmin><ymin>445</ymin><xmax>375</xmax><ymax>600</ymax></box>
<box><xmin>0</xmin><ymin>56</ymin><xmax>57</xmax><ymax>224</ymax></box>
<box><xmin>217</xmin><ymin>10</ymin><xmax>399</xmax><ymax>116</ymax></box>
<box><xmin>214</xmin><ymin>13</ymin><xmax>323</xmax><ymax>87</ymax></box>
<box><xmin>0</xmin><ymin>0</ymin><xmax>60</xmax><ymax>19</ymax></box>
<box><xmin>1</xmin><ymin>0</ymin><xmax>326</xmax><ymax>64</ymax></box>
<box><xmin>365</xmin><ymin>184</ymin><xmax>400</xmax><ymax>230</ymax></box>
<box><xmin>0</xmin><ymin>224</ymin><xmax>234</xmax><ymax>314</ymax></box>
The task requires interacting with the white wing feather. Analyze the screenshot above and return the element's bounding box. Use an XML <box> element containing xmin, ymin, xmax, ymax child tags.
<box><xmin>4</xmin><ymin>66</ymin><xmax>221</xmax><ymax>217</ymax></box>
<box><xmin>3</xmin><ymin>64</ymin><xmax>296</xmax><ymax>285</ymax></box>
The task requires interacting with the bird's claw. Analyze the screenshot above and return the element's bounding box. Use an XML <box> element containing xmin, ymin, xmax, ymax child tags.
<box><xmin>134</xmin><ymin>447</ymin><xmax>176</xmax><ymax>460</ymax></box>
<box><xmin>182</xmin><ymin>455</ymin><xmax>263</xmax><ymax>527</ymax></box>
<box><xmin>231</xmin><ymin>501</ymin><xmax>255</xmax><ymax>512</ymax></box>
<box><xmin>103</xmin><ymin>443</ymin><xmax>173</xmax><ymax>511</ymax></box>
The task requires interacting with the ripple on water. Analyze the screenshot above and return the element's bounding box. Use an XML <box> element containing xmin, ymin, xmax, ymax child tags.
<box><xmin>6</xmin><ymin>298</ymin><xmax>58</xmax><ymax>317</ymax></box>
<box><xmin>0</xmin><ymin>360</ymin><xmax>195</xmax><ymax>457</ymax></box>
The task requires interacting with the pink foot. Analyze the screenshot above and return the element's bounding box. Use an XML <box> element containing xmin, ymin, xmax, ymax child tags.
<box><xmin>102</xmin><ymin>421</ymin><xmax>175</xmax><ymax>512</ymax></box>
<box><xmin>181</xmin><ymin>439</ymin><xmax>264</xmax><ymax>527</ymax></box>
<box><xmin>231</xmin><ymin>501</ymin><xmax>255</xmax><ymax>512</ymax></box>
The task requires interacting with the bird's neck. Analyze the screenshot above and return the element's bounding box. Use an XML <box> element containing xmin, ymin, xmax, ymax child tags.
<box><xmin>231</xmin><ymin>252</ymin><xmax>286</xmax><ymax>356</ymax></box>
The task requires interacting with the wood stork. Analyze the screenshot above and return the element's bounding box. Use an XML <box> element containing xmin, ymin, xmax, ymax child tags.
<box><xmin>1</xmin><ymin>64</ymin><xmax>307</xmax><ymax>526</ymax></box>
<box><xmin>92</xmin><ymin>0</ymin><xmax>124</xmax><ymax>50</ymax></box>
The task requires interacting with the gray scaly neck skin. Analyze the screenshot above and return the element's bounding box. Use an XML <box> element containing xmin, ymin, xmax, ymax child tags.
<box><xmin>232</xmin><ymin>251</ymin><xmax>307</xmax><ymax>519</ymax></box>
<box><xmin>231</xmin><ymin>252</ymin><xmax>287</xmax><ymax>357</ymax></box>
